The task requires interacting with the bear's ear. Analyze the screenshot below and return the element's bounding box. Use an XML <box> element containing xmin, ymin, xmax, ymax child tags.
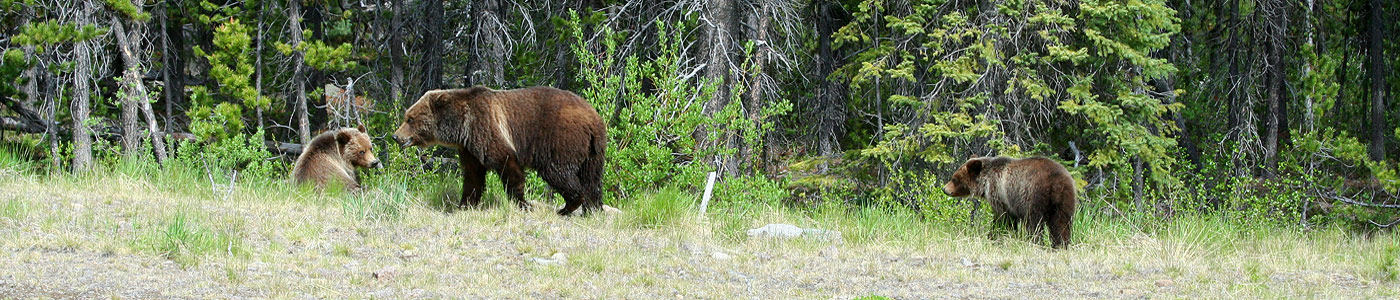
<box><xmin>356</xmin><ymin>124</ymin><xmax>366</xmax><ymax>133</ymax></box>
<box><xmin>336</xmin><ymin>129</ymin><xmax>352</xmax><ymax>147</ymax></box>
<box><xmin>428</xmin><ymin>91</ymin><xmax>448</xmax><ymax>111</ymax></box>
<box><xmin>965</xmin><ymin>159</ymin><xmax>983</xmax><ymax>176</ymax></box>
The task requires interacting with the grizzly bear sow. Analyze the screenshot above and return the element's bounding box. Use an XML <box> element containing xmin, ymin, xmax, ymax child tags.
<box><xmin>943</xmin><ymin>156</ymin><xmax>1076</xmax><ymax>248</ymax></box>
<box><xmin>290</xmin><ymin>126</ymin><xmax>381</xmax><ymax>190</ymax></box>
<box><xmin>393</xmin><ymin>86</ymin><xmax>606</xmax><ymax>216</ymax></box>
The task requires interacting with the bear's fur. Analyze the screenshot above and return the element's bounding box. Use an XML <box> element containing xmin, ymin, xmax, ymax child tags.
<box><xmin>392</xmin><ymin>86</ymin><xmax>606</xmax><ymax>216</ymax></box>
<box><xmin>290</xmin><ymin>126</ymin><xmax>381</xmax><ymax>190</ymax></box>
<box><xmin>943</xmin><ymin>156</ymin><xmax>1076</xmax><ymax>248</ymax></box>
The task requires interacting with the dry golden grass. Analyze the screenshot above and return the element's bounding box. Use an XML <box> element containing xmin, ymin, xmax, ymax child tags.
<box><xmin>0</xmin><ymin>170</ymin><xmax>1396</xmax><ymax>299</ymax></box>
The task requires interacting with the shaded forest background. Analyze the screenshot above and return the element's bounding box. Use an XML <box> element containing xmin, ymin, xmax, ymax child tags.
<box><xmin>0</xmin><ymin>0</ymin><xmax>1397</xmax><ymax>227</ymax></box>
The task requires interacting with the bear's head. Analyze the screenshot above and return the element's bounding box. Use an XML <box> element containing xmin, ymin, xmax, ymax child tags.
<box><xmin>942</xmin><ymin>157</ymin><xmax>983</xmax><ymax>197</ymax></box>
<box><xmin>394</xmin><ymin>90</ymin><xmax>455</xmax><ymax>148</ymax></box>
<box><xmin>339</xmin><ymin>125</ymin><xmax>381</xmax><ymax>169</ymax></box>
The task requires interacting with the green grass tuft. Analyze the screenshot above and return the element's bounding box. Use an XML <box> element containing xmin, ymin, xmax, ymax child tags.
<box><xmin>0</xmin><ymin>198</ymin><xmax>26</xmax><ymax>220</ymax></box>
<box><xmin>1374</xmin><ymin>245</ymin><xmax>1400</xmax><ymax>282</ymax></box>
<box><xmin>132</xmin><ymin>209</ymin><xmax>246</xmax><ymax>267</ymax></box>
<box><xmin>621</xmin><ymin>188</ymin><xmax>694</xmax><ymax>229</ymax></box>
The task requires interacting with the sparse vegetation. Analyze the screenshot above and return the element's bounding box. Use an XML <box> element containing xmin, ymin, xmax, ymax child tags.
<box><xmin>0</xmin><ymin>159</ymin><xmax>1395</xmax><ymax>297</ymax></box>
<box><xmin>131</xmin><ymin>208</ymin><xmax>246</xmax><ymax>267</ymax></box>
<box><xmin>1</xmin><ymin>1</ymin><xmax>1397</xmax><ymax>296</ymax></box>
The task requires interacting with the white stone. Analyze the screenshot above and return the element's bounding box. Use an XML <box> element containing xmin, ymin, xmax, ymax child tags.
<box><xmin>711</xmin><ymin>252</ymin><xmax>732</xmax><ymax>260</ymax></box>
<box><xmin>746</xmin><ymin>224</ymin><xmax>843</xmax><ymax>242</ymax></box>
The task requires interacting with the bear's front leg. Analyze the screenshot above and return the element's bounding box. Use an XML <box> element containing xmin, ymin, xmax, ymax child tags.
<box><xmin>459</xmin><ymin>151</ymin><xmax>487</xmax><ymax>208</ymax></box>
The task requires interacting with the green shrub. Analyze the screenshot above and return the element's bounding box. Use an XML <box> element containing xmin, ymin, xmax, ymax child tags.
<box><xmin>167</xmin><ymin>130</ymin><xmax>280</xmax><ymax>184</ymax></box>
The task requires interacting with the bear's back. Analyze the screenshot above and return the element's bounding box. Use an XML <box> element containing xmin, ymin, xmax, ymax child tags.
<box><xmin>290</xmin><ymin>131</ymin><xmax>353</xmax><ymax>187</ymax></box>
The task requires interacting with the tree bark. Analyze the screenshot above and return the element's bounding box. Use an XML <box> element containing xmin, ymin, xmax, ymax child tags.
<box><xmin>551</xmin><ymin>0</ymin><xmax>575</xmax><ymax>90</ymax></box>
<box><xmin>71</xmin><ymin>1</ymin><xmax>97</xmax><ymax>173</ymax></box>
<box><xmin>47</xmin><ymin>77</ymin><xmax>60</xmax><ymax>171</ymax></box>
<box><xmin>116</xmin><ymin>16</ymin><xmax>142</xmax><ymax>157</ymax></box>
<box><xmin>1367</xmin><ymin>0</ymin><xmax>1387</xmax><ymax>161</ymax></box>
<box><xmin>418</xmin><ymin>0</ymin><xmax>444</xmax><ymax>95</ymax></box>
<box><xmin>304</xmin><ymin>1</ymin><xmax>327</xmax><ymax>129</ymax></box>
<box><xmin>1262</xmin><ymin>0</ymin><xmax>1284</xmax><ymax>176</ymax></box>
<box><xmin>814</xmin><ymin>2</ymin><xmax>843</xmax><ymax>159</ymax></box>
<box><xmin>1303</xmin><ymin>0</ymin><xmax>1316</xmax><ymax>132</ymax></box>
<box><xmin>18</xmin><ymin>47</ymin><xmax>42</xmax><ymax>130</ymax></box>
<box><xmin>744</xmin><ymin>3</ymin><xmax>771</xmax><ymax>173</ymax></box>
<box><xmin>160</xmin><ymin>0</ymin><xmax>184</xmax><ymax>130</ymax></box>
<box><xmin>254</xmin><ymin>0</ymin><xmax>266</xmax><ymax>131</ymax></box>
<box><xmin>389</xmin><ymin>0</ymin><xmax>406</xmax><ymax>104</ymax></box>
<box><xmin>700</xmin><ymin>0</ymin><xmax>738</xmax><ymax>175</ymax></box>
<box><xmin>290</xmin><ymin>0</ymin><xmax>311</xmax><ymax>144</ymax></box>
<box><xmin>112</xmin><ymin>4</ymin><xmax>168</xmax><ymax>163</ymax></box>
<box><xmin>470</xmin><ymin>0</ymin><xmax>505</xmax><ymax>87</ymax></box>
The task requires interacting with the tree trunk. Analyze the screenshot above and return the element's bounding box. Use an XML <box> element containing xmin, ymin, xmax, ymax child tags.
<box><xmin>20</xmin><ymin>47</ymin><xmax>40</xmax><ymax>126</ymax></box>
<box><xmin>71</xmin><ymin>1</ymin><xmax>97</xmax><ymax>173</ymax></box>
<box><xmin>551</xmin><ymin>0</ymin><xmax>575</xmax><ymax>90</ymax></box>
<box><xmin>1277</xmin><ymin>53</ymin><xmax>1292</xmax><ymax>147</ymax></box>
<box><xmin>1303</xmin><ymin>0</ymin><xmax>1316</xmax><ymax>131</ymax></box>
<box><xmin>160</xmin><ymin>0</ymin><xmax>184</xmax><ymax>130</ymax></box>
<box><xmin>304</xmin><ymin>1</ymin><xmax>327</xmax><ymax>129</ymax></box>
<box><xmin>389</xmin><ymin>0</ymin><xmax>406</xmax><ymax>104</ymax></box>
<box><xmin>1132</xmin><ymin>158</ymin><xmax>1145</xmax><ymax>212</ymax></box>
<box><xmin>1262</xmin><ymin>0</ymin><xmax>1284</xmax><ymax>176</ymax></box>
<box><xmin>418</xmin><ymin>0</ymin><xmax>444</xmax><ymax>95</ymax></box>
<box><xmin>745</xmin><ymin>4</ymin><xmax>771</xmax><ymax>174</ymax></box>
<box><xmin>470</xmin><ymin>0</ymin><xmax>504</xmax><ymax>87</ymax></box>
<box><xmin>1367</xmin><ymin>0</ymin><xmax>1387</xmax><ymax>161</ymax></box>
<box><xmin>290</xmin><ymin>0</ymin><xmax>311</xmax><ymax>144</ymax></box>
<box><xmin>700</xmin><ymin>0</ymin><xmax>737</xmax><ymax>175</ymax></box>
<box><xmin>48</xmin><ymin>74</ymin><xmax>60</xmax><ymax>171</ymax></box>
<box><xmin>814</xmin><ymin>2</ymin><xmax>843</xmax><ymax>159</ymax></box>
<box><xmin>112</xmin><ymin>14</ymin><xmax>139</xmax><ymax>148</ymax></box>
<box><xmin>1333</xmin><ymin>36</ymin><xmax>1350</xmax><ymax>122</ymax></box>
<box><xmin>112</xmin><ymin>4</ymin><xmax>163</xmax><ymax>161</ymax></box>
<box><xmin>254</xmin><ymin>0</ymin><xmax>266</xmax><ymax>131</ymax></box>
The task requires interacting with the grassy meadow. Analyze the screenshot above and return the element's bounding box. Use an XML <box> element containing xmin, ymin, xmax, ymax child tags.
<box><xmin>0</xmin><ymin>149</ymin><xmax>1396</xmax><ymax>299</ymax></box>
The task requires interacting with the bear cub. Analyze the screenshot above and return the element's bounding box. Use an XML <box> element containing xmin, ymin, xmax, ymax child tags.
<box><xmin>290</xmin><ymin>125</ymin><xmax>381</xmax><ymax>191</ymax></box>
<box><xmin>943</xmin><ymin>156</ymin><xmax>1076</xmax><ymax>248</ymax></box>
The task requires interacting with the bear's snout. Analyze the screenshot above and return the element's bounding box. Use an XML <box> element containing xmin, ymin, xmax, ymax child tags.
<box><xmin>942</xmin><ymin>181</ymin><xmax>966</xmax><ymax>197</ymax></box>
<box><xmin>370</xmin><ymin>160</ymin><xmax>383</xmax><ymax>169</ymax></box>
<box><xmin>392</xmin><ymin>134</ymin><xmax>413</xmax><ymax>147</ymax></box>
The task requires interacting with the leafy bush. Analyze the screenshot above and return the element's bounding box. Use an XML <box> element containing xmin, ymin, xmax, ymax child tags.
<box><xmin>168</xmin><ymin>130</ymin><xmax>280</xmax><ymax>183</ymax></box>
<box><xmin>568</xmin><ymin>14</ymin><xmax>712</xmax><ymax>200</ymax></box>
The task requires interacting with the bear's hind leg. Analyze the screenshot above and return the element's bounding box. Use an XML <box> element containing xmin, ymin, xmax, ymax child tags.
<box><xmin>541</xmin><ymin>166</ymin><xmax>589</xmax><ymax>216</ymax></box>
<box><xmin>1049</xmin><ymin>204</ymin><xmax>1073</xmax><ymax>249</ymax></box>
<box><xmin>579</xmin><ymin>154</ymin><xmax>605</xmax><ymax>212</ymax></box>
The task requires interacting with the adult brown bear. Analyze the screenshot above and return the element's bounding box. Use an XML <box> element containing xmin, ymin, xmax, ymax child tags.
<box><xmin>942</xmin><ymin>156</ymin><xmax>1076</xmax><ymax>248</ymax></box>
<box><xmin>393</xmin><ymin>86</ymin><xmax>606</xmax><ymax>216</ymax></box>
<box><xmin>290</xmin><ymin>126</ymin><xmax>381</xmax><ymax>190</ymax></box>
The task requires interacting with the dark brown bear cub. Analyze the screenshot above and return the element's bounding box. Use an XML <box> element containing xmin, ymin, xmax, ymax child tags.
<box><xmin>290</xmin><ymin>126</ymin><xmax>381</xmax><ymax>190</ymax></box>
<box><xmin>943</xmin><ymin>156</ymin><xmax>1076</xmax><ymax>248</ymax></box>
<box><xmin>393</xmin><ymin>86</ymin><xmax>606</xmax><ymax>216</ymax></box>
